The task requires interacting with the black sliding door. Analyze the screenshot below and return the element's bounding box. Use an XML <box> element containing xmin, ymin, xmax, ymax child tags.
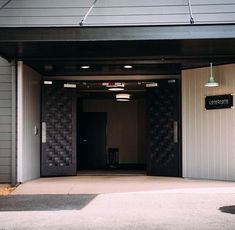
<box><xmin>146</xmin><ymin>79</ymin><xmax>180</xmax><ymax>177</ymax></box>
<box><xmin>41</xmin><ymin>83</ymin><xmax>77</xmax><ymax>176</ymax></box>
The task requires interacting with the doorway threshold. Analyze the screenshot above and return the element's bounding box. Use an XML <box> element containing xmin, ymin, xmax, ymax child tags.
<box><xmin>77</xmin><ymin>170</ymin><xmax>146</xmax><ymax>176</ymax></box>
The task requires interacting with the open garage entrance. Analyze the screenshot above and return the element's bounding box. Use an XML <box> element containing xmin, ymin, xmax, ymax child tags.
<box><xmin>40</xmin><ymin>77</ymin><xmax>181</xmax><ymax>177</ymax></box>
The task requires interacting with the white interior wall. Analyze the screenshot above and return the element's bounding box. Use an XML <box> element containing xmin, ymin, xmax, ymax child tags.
<box><xmin>182</xmin><ymin>63</ymin><xmax>235</xmax><ymax>181</ymax></box>
<box><xmin>17</xmin><ymin>63</ymin><xmax>41</xmax><ymax>183</ymax></box>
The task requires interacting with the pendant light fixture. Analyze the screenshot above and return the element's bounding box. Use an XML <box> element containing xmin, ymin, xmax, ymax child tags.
<box><xmin>205</xmin><ymin>63</ymin><xmax>219</xmax><ymax>87</ymax></box>
<box><xmin>116</xmin><ymin>93</ymin><xmax>130</xmax><ymax>102</ymax></box>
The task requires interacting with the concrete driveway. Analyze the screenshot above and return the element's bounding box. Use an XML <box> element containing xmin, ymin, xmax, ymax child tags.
<box><xmin>1</xmin><ymin>174</ymin><xmax>235</xmax><ymax>230</ymax></box>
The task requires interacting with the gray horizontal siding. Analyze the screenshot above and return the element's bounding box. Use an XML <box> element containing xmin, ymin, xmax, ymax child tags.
<box><xmin>0</xmin><ymin>83</ymin><xmax>12</xmax><ymax>91</ymax></box>
<box><xmin>0</xmin><ymin>56</ymin><xmax>12</xmax><ymax>183</ymax></box>
<box><xmin>0</xmin><ymin>92</ymin><xmax>11</xmax><ymax>99</ymax></box>
<box><xmin>0</xmin><ymin>0</ymin><xmax>93</xmax><ymax>8</ymax></box>
<box><xmin>0</xmin><ymin>133</ymin><xmax>11</xmax><ymax>141</ymax></box>
<box><xmin>0</xmin><ymin>140</ymin><xmax>11</xmax><ymax>149</ymax></box>
<box><xmin>0</xmin><ymin>157</ymin><xmax>10</xmax><ymax>166</ymax></box>
<box><xmin>0</xmin><ymin>165</ymin><xmax>10</xmax><ymax>174</ymax></box>
<box><xmin>0</xmin><ymin>75</ymin><xmax>12</xmax><ymax>83</ymax></box>
<box><xmin>0</xmin><ymin>100</ymin><xmax>11</xmax><ymax>108</ymax></box>
<box><xmin>0</xmin><ymin>0</ymin><xmax>235</xmax><ymax>26</ymax></box>
<box><xmin>0</xmin><ymin>67</ymin><xmax>11</xmax><ymax>75</ymax></box>
<box><xmin>0</xmin><ymin>116</ymin><xmax>11</xmax><ymax>124</ymax></box>
<box><xmin>0</xmin><ymin>173</ymin><xmax>10</xmax><ymax>182</ymax></box>
<box><xmin>0</xmin><ymin>148</ymin><xmax>11</xmax><ymax>157</ymax></box>
<box><xmin>0</xmin><ymin>124</ymin><xmax>11</xmax><ymax>132</ymax></box>
<box><xmin>0</xmin><ymin>108</ymin><xmax>11</xmax><ymax>115</ymax></box>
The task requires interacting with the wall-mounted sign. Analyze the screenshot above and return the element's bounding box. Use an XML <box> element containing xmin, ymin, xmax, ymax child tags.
<box><xmin>205</xmin><ymin>94</ymin><xmax>233</xmax><ymax>110</ymax></box>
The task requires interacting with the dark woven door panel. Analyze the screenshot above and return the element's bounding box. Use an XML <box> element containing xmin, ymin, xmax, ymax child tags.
<box><xmin>41</xmin><ymin>83</ymin><xmax>77</xmax><ymax>176</ymax></box>
<box><xmin>146</xmin><ymin>79</ymin><xmax>180</xmax><ymax>176</ymax></box>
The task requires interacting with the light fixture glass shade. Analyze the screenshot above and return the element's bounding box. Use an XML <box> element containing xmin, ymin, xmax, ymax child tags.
<box><xmin>205</xmin><ymin>81</ymin><xmax>219</xmax><ymax>87</ymax></box>
<box><xmin>205</xmin><ymin>63</ymin><xmax>219</xmax><ymax>87</ymax></box>
<box><xmin>116</xmin><ymin>93</ymin><xmax>130</xmax><ymax>101</ymax></box>
<box><xmin>116</xmin><ymin>99</ymin><xmax>130</xmax><ymax>101</ymax></box>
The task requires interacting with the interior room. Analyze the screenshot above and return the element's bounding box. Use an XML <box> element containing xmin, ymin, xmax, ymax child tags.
<box><xmin>76</xmin><ymin>81</ymin><xmax>147</xmax><ymax>172</ymax></box>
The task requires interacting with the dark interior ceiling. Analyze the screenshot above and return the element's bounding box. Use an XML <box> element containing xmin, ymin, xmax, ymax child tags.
<box><xmin>76</xmin><ymin>81</ymin><xmax>146</xmax><ymax>99</ymax></box>
<box><xmin>1</xmin><ymin>26</ymin><xmax>235</xmax><ymax>76</ymax></box>
<box><xmin>1</xmin><ymin>39</ymin><xmax>235</xmax><ymax>76</ymax></box>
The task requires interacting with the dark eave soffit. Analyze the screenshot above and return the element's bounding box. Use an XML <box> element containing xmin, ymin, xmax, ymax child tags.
<box><xmin>1</xmin><ymin>24</ymin><xmax>235</xmax><ymax>75</ymax></box>
<box><xmin>0</xmin><ymin>24</ymin><xmax>235</xmax><ymax>42</ymax></box>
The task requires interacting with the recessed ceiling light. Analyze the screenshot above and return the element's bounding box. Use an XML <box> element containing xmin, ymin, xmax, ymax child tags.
<box><xmin>81</xmin><ymin>65</ymin><xmax>90</xmax><ymax>69</ymax></box>
<box><xmin>123</xmin><ymin>65</ymin><xmax>133</xmax><ymax>69</ymax></box>
<box><xmin>44</xmin><ymin>81</ymin><xmax>52</xmax><ymax>85</ymax></box>
<box><xmin>44</xmin><ymin>65</ymin><xmax>53</xmax><ymax>71</ymax></box>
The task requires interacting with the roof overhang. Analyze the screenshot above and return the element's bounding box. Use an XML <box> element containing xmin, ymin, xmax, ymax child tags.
<box><xmin>0</xmin><ymin>24</ymin><xmax>235</xmax><ymax>76</ymax></box>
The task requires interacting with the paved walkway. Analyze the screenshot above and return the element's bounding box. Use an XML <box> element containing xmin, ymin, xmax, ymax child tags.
<box><xmin>1</xmin><ymin>174</ymin><xmax>235</xmax><ymax>230</ymax></box>
<box><xmin>11</xmin><ymin>172</ymin><xmax>235</xmax><ymax>195</ymax></box>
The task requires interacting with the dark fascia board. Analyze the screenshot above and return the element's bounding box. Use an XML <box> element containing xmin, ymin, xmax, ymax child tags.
<box><xmin>0</xmin><ymin>24</ymin><xmax>235</xmax><ymax>42</ymax></box>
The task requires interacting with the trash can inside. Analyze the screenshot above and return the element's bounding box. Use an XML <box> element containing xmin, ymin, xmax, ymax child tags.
<box><xmin>108</xmin><ymin>148</ymin><xmax>119</xmax><ymax>168</ymax></box>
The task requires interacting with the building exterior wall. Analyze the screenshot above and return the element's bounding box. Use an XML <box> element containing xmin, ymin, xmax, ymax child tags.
<box><xmin>182</xmin><ymin>63</ymin><xmax>235</xmax><ymax>181</ymax></box>
<box><xmin>17</xmin><ymin>63</ymin><xmax>41</xmax><ymax>183</ymax></box>
<box><xmin>0</xmin><ymin>57</ymin><xmax>13</xmax><ymax>183</ymax></box>
<box><xmin>0</xmin><ymin>0</ymin><xmax>235</xmax><ymax>26</ymax></box>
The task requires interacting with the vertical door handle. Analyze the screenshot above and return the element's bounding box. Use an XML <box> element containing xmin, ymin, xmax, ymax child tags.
<box><xmin>42</xmin><ymin>122</ymin><xmax>46</xmax><ymax>143</ymax></box>
<box><xmin>173</xmin><ymin>121</ymin><xmax>178</xmax><ymax>143</ymax></box>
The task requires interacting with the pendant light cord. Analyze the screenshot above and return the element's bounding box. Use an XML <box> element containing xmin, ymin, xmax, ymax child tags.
<box><xmin>187</xmin><ymin>0</ymin><xmax>194</xmax><ymax>24</ymax></box>
<box><xmin>210</xmin><ymin>62</ymin><xmax>213</xmax><ymax>79</ymax></box>
<box><xmin>79</xmin><ymin>0</ymin><xmax>98</xmax><ymax>26</ymax></box>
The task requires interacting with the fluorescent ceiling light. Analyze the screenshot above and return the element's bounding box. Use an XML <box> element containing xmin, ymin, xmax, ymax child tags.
<box><xmin>44</xmin><ymin>81</ymin><xmax>52</xmax><ymax>85</ymax></box>
<box><xmin>64</xmin><ymin>83</ymin><xmax>77</xmax><ymax>88</ymax></box>
<box><xmin>81</xmin><ymin>65</ymin><xmax>90</xmax><ymax>69</ymax></box>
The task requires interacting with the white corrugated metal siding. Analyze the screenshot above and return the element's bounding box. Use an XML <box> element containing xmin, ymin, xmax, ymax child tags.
<box><xmin>17</xmin><ymin>64</ymin><xmax>41</xmax><ymax>183</ymax></box>
<box><xmin>0</xmin><ymin>0</ymin><xmax>234</xmax><ymax>26</ymax></box>
<box><xmin>182</xmin><ymin>64</ymin><xmax>235</xmax><ymax>181</ymax></box>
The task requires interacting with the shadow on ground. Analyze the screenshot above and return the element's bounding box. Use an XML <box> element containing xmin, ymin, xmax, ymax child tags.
<box><xmin>219</xmin><ymin>205</ymin><xmax>235</xmax><ymax>214</ymax></box>
<box><xmin>0</xmin><ymin>194</ymin><xmax>97</xmax><ymax>211</ymax></box>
